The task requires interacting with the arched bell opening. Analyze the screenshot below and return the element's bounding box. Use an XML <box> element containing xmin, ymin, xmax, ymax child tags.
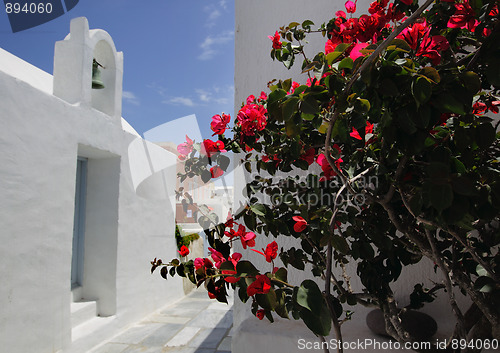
<box><xmin>91</xmin><ymin>40</ymin><xmax>117</xmax><ymax>117</ymax></box>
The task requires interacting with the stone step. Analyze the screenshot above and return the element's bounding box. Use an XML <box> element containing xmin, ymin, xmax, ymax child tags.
<box><xmin>70</xmin><ymin>315</ymin><xmax>116</xmax><ymax>353</ymax></box>
<box><xmin>71</xmin><ymin>300</ymin><xmax>97</xmax><ymax>329</ymax></box>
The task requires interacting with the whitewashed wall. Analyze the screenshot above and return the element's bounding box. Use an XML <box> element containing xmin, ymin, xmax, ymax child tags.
<box><xmin>0</xmin><ymin>18</ymin><xmax>183</xmax><ymax>353</ymax></box>
<box><xmin>233</xmin><ymin>1</ymin><xmax>467</xmax><ymax>352</ymax></box>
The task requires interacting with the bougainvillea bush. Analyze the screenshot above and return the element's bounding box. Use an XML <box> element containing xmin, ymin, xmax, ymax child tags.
<box><xmin>152</xmin><ymin>0</ymin><xmax>500</xmax><ymax>351</ymax></box>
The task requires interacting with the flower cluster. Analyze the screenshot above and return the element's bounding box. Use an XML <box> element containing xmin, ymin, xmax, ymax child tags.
<box><xmin>236</xmin><ymin>102</ymin><xmax>268</xmax><ymax>137</ymax></box>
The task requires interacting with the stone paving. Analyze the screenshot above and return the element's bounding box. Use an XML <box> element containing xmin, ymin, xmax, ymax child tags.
<box><xmin>89</xmin><ymin>288</ymin><xmax>233</xmax><ymax>353</ymax></box>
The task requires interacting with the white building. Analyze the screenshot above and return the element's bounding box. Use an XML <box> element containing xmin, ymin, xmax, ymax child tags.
<box><xmin>0</xmin><ymin>17</ymin><xmax>184</xmax><ymax>353</ymax></box>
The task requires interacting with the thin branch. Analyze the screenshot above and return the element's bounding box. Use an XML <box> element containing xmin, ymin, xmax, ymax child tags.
<box><xmin>325</xmin><ymin>242</ymin><xmax>343</xmax><ymax>353</ymax></box>
<box><xmin>424</xmin><ymin>228</ymin><xmax>467</xmax><ymax>339</ymax></box>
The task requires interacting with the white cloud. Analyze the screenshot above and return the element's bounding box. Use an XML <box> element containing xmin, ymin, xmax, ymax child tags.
<box><xmin>196</xmin><ymin>89</ymin><xmax>211</xmax><ymax>103</ymax></box>
<box><xmin>195</xmin><ymin>86</ymin><xmax>234</xmax><ymax>107</ymax></box>
<box><xmin>219</xmin><ymin>0</ymin><xmax>227</xmax><ymax>10</ymax></box>
<box><xmin>122</xmin><ymin>91</ymin><xmax>140</xmax><ymax>105</ymax></box>
<box><xmin>198</xmin><ymin>30</ymin><xmax>234</xmax><ymax>60</ymax></box>
<box><xmin>165</xmin><ymin>97</ymin><xmax>195</xmax><ymax>107</ymax></box>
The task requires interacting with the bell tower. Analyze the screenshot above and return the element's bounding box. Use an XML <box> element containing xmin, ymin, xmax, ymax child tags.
<box><xmin>53</xmin><ymin>17</ymin><xmax>123</xmax><ymax>120</ymax></box>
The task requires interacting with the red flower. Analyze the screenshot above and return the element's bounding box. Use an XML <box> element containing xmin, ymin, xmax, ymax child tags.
<box><xmin>400</xmin><ymin>0</ymin><xmax>413</xmax><ymax>5</ymax></box>
<box><xmin>251</xmin><ymin>241</ymin><xmax>278</xmax><ymax>262</ymax></box>
<box><xmin>201</xmin><ymin>139</ymin><xmax>226</xmax><ymax>158</ymax></box>
<box><xmin>256</xmin><ymin>310</ymin><xmax>265</xmax><ymax>320</ymax></box>
<box><xmin>178</xmin><ymin>245</ymin><xmax>189</xmax><ymax>257</ymax></box>
<box><xmin>194</xmin><ymin>257</ymin><xmax>214</xmax><ymax>270</ymax></box>
<box><xmin>316</xmin><ymin>153</ymin><xmax>343</xmax><ymax>181</ymax></box>
<box><xmin>246</xmin><ymin>95</ymin><xmax>256</xmax><ymax>105</ymax></box>
<box><xmin>448</xmin><ymin>0</ymin><xmax>478</xmax><ymax>31</ymax></box>
<box><xmin>247</xmin><ymin>275</ymin><xmax>271</xmax><ymax>296</ymax></box>
<box><xmin>177</xmin><ymin>135</ymin><xmax>194</xmax><ymax>158</ymax></box>
<box><xmin>210</xmin><ymin>166</ymin><xmax>224</xmax><ymax>178</ymax></box>
<box><xmin>345</xmin><ymin>0</ymin><xmax>357</xmax><ymax>13</ymax></box>
<box><xmin>300</xmin><ymin>148</ymin><xmax>316</xmax><ymax>165</ymax></box>
<box><xmin>222</xmin><ymin>253</ymin><xmax>243</xmax><ymax>283</ymax></box>
<box><xmin>211</xmin><ymin>113</ymin><xmax>230</xmax><ymax>136</ymax></box>
<box><xmin>258</xmin><ymin>91</ymin><xmax>268</xmax><ymax>102</ymax></box>
<box><xmin>417</xmin><ymin>33</ymin><xmax>449</xmax><ymax>65</ymax></box>
<box><xmin>237</xmin><ymin>224</ymin><xmax>256</xmax><ymax>249</ymax></box>
<box><xmin>237</xmin><ymin>104</ymin><xmax>268</xmax><ymax>136</ymax></box>
<box><xmin>350</xmin><ymin>121</ymin><xmax>374</xmax><ymax>140</ymax></box>
<box><xmin>268</xmin><ymin>31</ymin><xmax>282</xmax><ymax>49</ymax></box>
<box><xmin>292</xmin><ymin>216</ymin><xmax>308</xmax><ymax>232</ymax></box>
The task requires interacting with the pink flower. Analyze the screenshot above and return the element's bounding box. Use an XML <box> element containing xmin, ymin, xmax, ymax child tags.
<box><xmin>251</xmin><ymin>241</ymin><xmax>278</xmax><ymax>262</ymax></box>
<box><xmin>210</xmin><ymin>166</ymin><xmax>224</xmax><ymax>178</ymax></box>
<box><xmin>345</xmin><ymin>0</ymin><xmax>357</xmax><ymax>13</ymax></box>
<box><xmin>178</xmin><ymin>245</ymin><xmax>189</xmax><ymax>257</ymax></box>
<box><xmin>350</xmin><ymin>42</ymin><xmax>369</xmax><ymax>60</ymax></box>
<box><xmin>177</xmin><ymin>135</ymin><xmax>194</xmax><ymax>157</ymax></box>
<box><xmin>292</xmin><ymin>216</ymin><xmax>308</xmax><ymax>232</ymax></box>
<box><xmin>268</xmin><ymin>31</ymin><xmax>282</xmax><ymax>49</ymax></box>
<box><xmin>237</xmin><ymin>104</ymin><xmax>268</xmax><ymax>136</ymax></box>
<box><xmin>247</xmin><ymin>275</ymin><xmax>271</xmax><ymax>296</ymax></box>
<box><xmin>211</xmin><ymin>113</ymin><xmax>230</xmax><ymax>136</ymax></box>
<box><xmin>209</xmin><ymin>247</ymin><xmax>225</xmax><ymax>268</ymax></box>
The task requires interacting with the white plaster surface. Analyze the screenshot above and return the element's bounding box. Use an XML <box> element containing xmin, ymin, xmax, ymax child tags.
<box><xmin>0</xmin><ymin>17</ymin><xmax>183</xmax><ymax>353</ymax></box>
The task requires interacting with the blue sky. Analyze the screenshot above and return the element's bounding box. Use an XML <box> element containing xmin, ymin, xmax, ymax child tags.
<box><xmin>0</xmin><ymin>0</ymin><xmax>234</xmax><ymax>142</ymax></box>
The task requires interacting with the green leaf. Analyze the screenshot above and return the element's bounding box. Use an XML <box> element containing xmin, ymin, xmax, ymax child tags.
<box><xmin>160</xmin><ymin>266</ymin><xmax>168</xmax><ymax>279</ymax></box>
<box><xmin>354</xmin><ymin>98</ymin><xmax>371</xmax><ymax>114</ymax></box>
<box><xmin>219</xmin><ymin>261</ymin><xmax>235</xmax><ymax>271</ymax></box>
<box><xmin>338</xmin><ymin>57</ymin><xmax>353</xmax><ymax>70</ymax></box>
<box><xmin>412</xmin><ymin>76</ymin><xmax>432</xmax><ymax>105</ymax></box>
<box><xmin>283</xmin><ymin>97</ymin><xmax>299</xmax><ymax>121</ymax></box>
<box><xmin>218</xmin><ymin>155</ymin><xmax>230</xmax><ymax>171</ymax></box>
<box><xmin>285</xmin><ymin>119</ymin><xmax>301</xmax><ymax>137</ymax></box>
<box><xmin>274</xmin><ymin>267</ymin><xmax>288</xmax><ymax>283</ymax></box>
<box><xmin>301</xmin><ymin>96</ymin><xmax>320</xmax><ymax>115</ymax></box>
<box><xmin>289</xmin><ymin>22</ymin><xmax>300</xmax><ymax>28</ymax></box>
<box><xmin>460</xmin><ymin>71</ymin><xmax>481</xmax><ymax>94</ymax></box>
<box><xmin>250</xmin><ymin>203</ymin><xmax>266</xmax><ymax>216</ymax></box>
<box><xmin>299</xmin><ymin>307</ymin><xmax>331</xmax><ymax>336</ymax></box>
<box><xmin>256</xmin><ymin>289</ymin><xmax>278</xmax><ymax>310</ymax></box>
<box><xmin>331</xmin><ymin>235</ymin><xmax>350</xmax><ymax>255</ymax></box>
<box><xmin>429</xmin><ymin>183</ymin><xmax>453</xmax><ymax>212</ymax></box>
<box><xmin>296</xmin><ymin>280</ymin><xmax>324</xmax><ymax>313</ymax></box>
<box><xmin>419</xmin><ymin>67</ymin><xmax>441</xmax><ymax>83</ymax></box>
<box><xmin>434</xmin><ymin>93</ymin><xmax>466</xmax><ymax>115</ymax></box>
<box><xmin>475</xmin><ymin>123</ymin><xmax>496</xmax><ymax>149</ymax></box>
<box><xmin>326</xmin><ymin>51</ymin><xmax>343</xmax><ymax>65</ymax></box>
<box><xmin>476</xmin><ymin>264</ymin><xmax>489</xmax><ymax>277</ymax></box>
<box><xmin>282</xmin><ymin>79</ymin><xmax>292</xmax><ymax>93</ymax></box>
<box><xmin>201</xmin><ymin>169</ymin><xmax>212</xmax><ymax>183</ymax></box>
<box><xmin>302</xmin><ymin>20</ymin><xmax>314</xmax><ymax>29</ymax></box>
<box><xmin>236</xmin><ymin>260</ymin><xmax>260</xmax><ymax>276</ymax></box>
